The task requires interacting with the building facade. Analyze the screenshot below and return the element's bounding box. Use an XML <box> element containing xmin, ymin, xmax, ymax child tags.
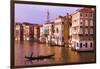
<box><xmin>71</xmin><ymin>8</ymin><xmax>95</xmax><ymax>51</ymax></box>
<box><xmin>15</xmin><ymin>23</ymin><xmax>23</xmax><ymax>40</ymax></box>
<box><xmin>39</xmin><ymin>25</ymin><xmax>45</xmax><ymax>42</ymax></box>
<box><xmin>33</xmin><ymin>24</ymin><xmax>40</xmax><ymax>41</ymax></box>
<box><xmin>17</xmin><ymin>23</ymin><xmax>40</xmax><ymax>41</ymax></box>
<box><xmin>40</xmin><ymin>23</ymin><xmax>54</xmax><ymax>43</ymax></box>
<box><xmin>63</xmin><ymin>13</ymin><xmax>72</xmax><ymax>46</ymax></box>
<box><xmin>22</xmin><ymin>23</ymin><xmax>31</xmax><ymax>40</ymax></box>
<box><xmin>54</xmin><ymin>16</ymin><xmax>64</xmax><ymax>46</ymax></box>
<box><xmin>15</xmin><ymin>22</ymin><xmax>40</xmax><ymax>41</ymax></box>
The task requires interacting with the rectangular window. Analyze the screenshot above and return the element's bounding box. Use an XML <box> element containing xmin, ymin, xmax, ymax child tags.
<box><xmin>77</xmin><ymin>43</ymin><xmax>78</xmax><ymax>47</ymax></box>
<box><xmin>85</xmin><ymin>13</ymin><xmax>88</xmax><ymax>17</ymax></box>
<box><xmin>80</xmin><ymin>28</ymin><xmax>83</xmax><ymax>34</ymax></box>
<box><xmin>90</xmin><ymin>20</ymin><xmax>93</xmax><ymax>26</ymax></box>
<box><xmin>56</xmin><ymin>28</ymin><xmax>59</xmax><ymax>33</ymax></box>
<box><xmin>85</xmin><ymin>28</ymin><xmax>88</xmax><ymax>34</ymax></box>
<box><xmin>74</xmin><ymin>20</ymin><xmax>77</xmax><ymax>22</ymax></box>
<box><xmin>80</xmin><ymin>22</ymin><xmax>83</xmax><ymax>26</ymax></box>
<box><xmin>80</xmin><ymin>14</ymin><xmax>82</xmax><ymax>17</ymax></box>
<box><xmin>80</xmin><ymin>19</ymin><xmax>83</xmax><ymax>25</ymax></box>
<box><xmin>85</xmin><ymin>20</ymin><xmax>88</xmax><ymax>26</ymax></box>
<box><xmin>90</xmin><ymin>13</ymin><xmax>93</xmax><ymax>17</ymax></box>
<box><xmin>90</xmin><ymin>28</ymin><xmax>93</xmax><ymax>34</ymax></box>
<box><xmin>74</xmin><ymin>27</ymin><xmax>76</xmax><ymax>30</ymax></box>
<box><xmin>90</xmin><ymin>36</ymin><xmax>93</xmax><ymax>40</ymax></box>
<box><xmin>62</xmin><ymin>22</ymin><xmax>64</xmax><ymax>25</ymax></box>
<box><xmin>80</xmin><ymin>19</ymin><xmax>83</xmax><ymax>22</ymax></box>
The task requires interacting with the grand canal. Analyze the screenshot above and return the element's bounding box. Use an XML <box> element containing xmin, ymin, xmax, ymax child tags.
<box><xmin>14</xmin><ymin>40</ymin><xmax>95</xmax><ymax>67</ymax></box>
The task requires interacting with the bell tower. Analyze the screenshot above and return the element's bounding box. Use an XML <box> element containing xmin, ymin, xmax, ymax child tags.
<box><xmin>46</xmin><ymin>10</ymin><xmax>50</xmax><ymax>24</ymax></box>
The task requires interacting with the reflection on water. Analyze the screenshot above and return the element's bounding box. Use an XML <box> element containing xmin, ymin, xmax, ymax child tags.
<box><xmin>14</xmin><ymin>41</ymin><xmax>95</xmax><ymax>66</ymax></box>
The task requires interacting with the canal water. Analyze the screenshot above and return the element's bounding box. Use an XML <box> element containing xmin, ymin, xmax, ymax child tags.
<box><xmin>14</xmin><ymin>40</ymin><xmax>95</xmax><ymax>67</ymax></box>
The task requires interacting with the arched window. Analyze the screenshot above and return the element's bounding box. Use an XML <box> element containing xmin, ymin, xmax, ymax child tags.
<box><xmin>85</xmin><ymin>43</ymin><xmax>87</xmax><ymax>48</ymax></box>
<box><xmin>80</xmin><ymin>43</ymin><xmax>82</xmax><ymax>48</ymax></box>
<box><xmin>77</xmin><ymin>43</ymin><xmax>78</xmax><ymax>47</ymax></box>
<box><xmin>90</xmin><ymin>43</ymin><xmax>92</xmax><ymax>48</ymax></box>
<box><xmin>56</xmin><ymin>28</ymin><xmax>59</xmax><ymax>33</ymax></box>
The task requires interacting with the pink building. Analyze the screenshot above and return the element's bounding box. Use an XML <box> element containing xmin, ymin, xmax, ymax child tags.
<box><xmin>14</xmin><ymin>23</ymin><xmax>23</xmax><ymax>40</ymax></box>
<box><xmin>15</xmin><ymin>22</ymin><xmax>40</xmax><ymax>41</ymax></box>
<box><xmin>71</xmin><ymin>8</ymin><xmax>95</xmax><ymax>51</ymax></box>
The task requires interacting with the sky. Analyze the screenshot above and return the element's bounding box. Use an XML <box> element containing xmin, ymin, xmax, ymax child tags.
<box><xmin>15</xmin><ymin>4</ymin><xmax>81</xmax><ymax>24</ymax></box>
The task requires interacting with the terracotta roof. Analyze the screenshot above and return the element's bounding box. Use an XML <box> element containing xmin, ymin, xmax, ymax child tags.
<box><xmin>45</xmin><ymin>22</ymin><xmax>54</xmax><ymax>24</ymax></box>
<box><xmin>15</xmin><ymin>22</ymin><xmax>22</xmax><ymax>25</ymax></box>
<box><xmin>77</xmin><ymin>8</ymin><xmax>94</xmax><ymax>13</ymax></box>
<box><xmin>22</xmin><ymin>22</ymin><xmax>33</xmax><ymax>25</ymax></box>
<box><xmin>22</xmin><ymin>22</ymin><xmax>40</xmax><ymax>26</ymax></box>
